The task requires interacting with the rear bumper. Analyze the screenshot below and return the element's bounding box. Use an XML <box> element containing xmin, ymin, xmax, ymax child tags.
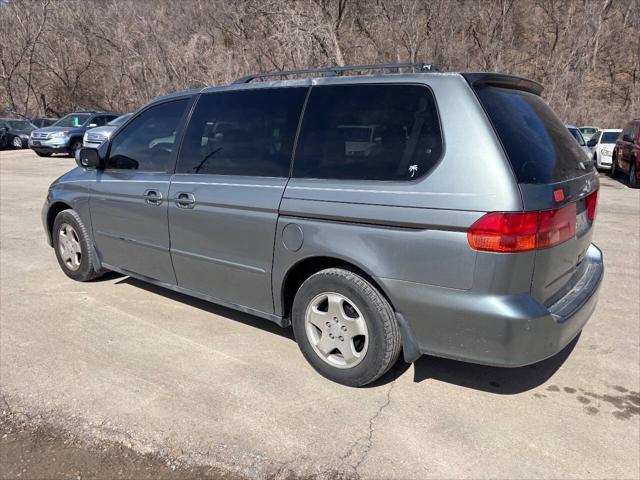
<box><xmin>381</xmin><ymin>243</ymin><xmax>603</xmax><ymax>366</ymax></box>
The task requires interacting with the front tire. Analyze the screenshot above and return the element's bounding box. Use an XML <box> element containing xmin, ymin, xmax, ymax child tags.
<box><xmin>291</xmin><ymin>268</ymin><xmax>401</xmax><ymax>387</ymax></box>
<box><xmin>52</xmin><ymin>210</ymin><xmax>105</xmax><ymax>281</ymax></box>
<box><xmin>69</xmin><ymin>139</ymin><xmax>82</xmax><ymax>158</ymax></box>
<box><xmin>610</xmin><ymin>154</ymin><xmax>618</xmax><ymax>178</ymax></box>
<box><xmin>630</xmin><ymin>162</ymin><xmax>638</xmax><ymax>189</ymax></box>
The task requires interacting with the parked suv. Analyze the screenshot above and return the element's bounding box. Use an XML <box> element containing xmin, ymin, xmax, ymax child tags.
<box><xmin>42</xmin><ymin>65</ymin><xmax>603</xmax><ymax>386</ymax></box>
<box><xmin>83</xmin><ymin>113</ymin><xmax>132</xmax><ymax>148</ymax></box>
<box><xmin>29</xmin><ymin>111</ymin><xmax>120</xmax><ymax>157</ymax></box>
<box><xmin>611</xmin><ymin>119</ymin><xmax>640</xmax><ymax>188</ymax></box>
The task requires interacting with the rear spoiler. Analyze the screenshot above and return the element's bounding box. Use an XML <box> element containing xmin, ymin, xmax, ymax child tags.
<box><xmin>462</xmin><ymin>73</ymin><xmax>544</xmax><ymax>96</ymax></box>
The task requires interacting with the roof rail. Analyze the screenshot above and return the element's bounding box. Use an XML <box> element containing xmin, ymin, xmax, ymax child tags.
<box><xmin>232</xmin><ymin>62</ymin><xmax>438</xmax><ymax>84</ymax></box>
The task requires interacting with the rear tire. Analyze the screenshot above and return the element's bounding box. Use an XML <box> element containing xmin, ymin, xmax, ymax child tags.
<box><xmin>52</xmin><ymin>209</ymin><xmax>105</xmax><ymax>281</ymax></box>
<box><xmin>35</xmin><ymin>151</ymin><xmax>53</xmax><ymax>157</ymax></box>
<box><xmin>291</xmin><ymin>268</ymin><xmax>401</xmax><ymax>387</ymax></box>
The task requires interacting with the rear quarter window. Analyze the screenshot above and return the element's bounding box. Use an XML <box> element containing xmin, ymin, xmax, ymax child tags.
<box><xmin>292</xmin><ymin>84</ymin><xmax>443</xmax><ymax>181</ymax></box>
<box><xmin>476</xmin><ymin>86</ymin><xmax>590</xmax><ymax>184</ymax></box>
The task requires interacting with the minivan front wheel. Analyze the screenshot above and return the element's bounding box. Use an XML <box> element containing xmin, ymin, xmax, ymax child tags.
<box><xmin>52</xmin><ymin>209</ymin><xmax>104</xmax><ymax>281</ymax></box>
<box><xmin>291</xmin><ymin>268</ymin><xmax>401</xmax><ymax>386</ymax></box>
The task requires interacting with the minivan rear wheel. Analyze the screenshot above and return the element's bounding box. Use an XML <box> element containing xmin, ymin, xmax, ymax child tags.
<box><xmin>291</xmin><ymin>268</ymin><xmax>401</xmax><ymax>386</ymax></box>
<box><xmin>53</xmin><ymin>209</ymin><xmax>105</xmax><ymax>281</ymax></box>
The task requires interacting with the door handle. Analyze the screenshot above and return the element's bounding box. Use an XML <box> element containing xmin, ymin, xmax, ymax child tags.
<box><xmin>143</xmin><ymin>189</ymin><xmax>163</xmax><ymax>206</ymax></box>
<box><xmin>175</xmin><ymin>192</ymin><xmax>196</xmax><ymax>209</ymax></box>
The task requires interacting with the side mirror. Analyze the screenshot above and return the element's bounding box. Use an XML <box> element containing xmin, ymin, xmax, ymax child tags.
<box><xmin>587</xmin><ymin>138</ymin><xmax>597</xmax><ymax>147</ymax></box>
<box><xmin>76</xmin><ymin>147</ymin><xmax>102</xmax><ymax>169</ymax></box>
<box><xmin>623</xmin><ymin>134</ymin><xmax>633</xmax><ymax>143</ymax></box>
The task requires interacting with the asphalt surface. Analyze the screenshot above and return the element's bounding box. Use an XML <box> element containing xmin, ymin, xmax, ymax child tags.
<box><xmin>1</xmin><ymin>149</ymin><xmax>639</xmax><ymax>479</ymax></box>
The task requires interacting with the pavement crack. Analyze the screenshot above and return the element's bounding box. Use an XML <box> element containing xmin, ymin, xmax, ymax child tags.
<box><xmin>343</xmin><ymin>380</ymin><xmax>397</xmax><ymax>479</ymax></box>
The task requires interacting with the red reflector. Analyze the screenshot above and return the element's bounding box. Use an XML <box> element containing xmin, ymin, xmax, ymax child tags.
<box><xmin>553</xmin><ymin>189</ymin><xmax>565</xmax><ymax>202</ymax></box>
<box><xmin>585</xmin><ymin>189</ymin><xmax>598</xmax><ymax>221</ymax></box>
<box><xmin>537</xmin><ymin>203</ymin><xmax>576</xmax><ymax>249</ymax></box>
<box><xmin>468</xmin><ymin>204</ymin><xmax>577</xmax><ymax>253</ymax></box>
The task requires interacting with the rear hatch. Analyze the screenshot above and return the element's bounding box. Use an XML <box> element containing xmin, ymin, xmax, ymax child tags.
<box><xmin>466</xmin><ymin>74</ymin><xmax>599</xmax><ymax>306</ymax></box>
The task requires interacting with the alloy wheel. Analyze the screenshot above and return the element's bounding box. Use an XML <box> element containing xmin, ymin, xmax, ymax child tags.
<box><xmin>58</xmin><ymin>223</ymin><xmax>82</xmax><ymax>271</ymax></box>
<box><xmin>304</xmin><ymin>292</ymin><xmax>369</xmax><ymax>369</ymax></box>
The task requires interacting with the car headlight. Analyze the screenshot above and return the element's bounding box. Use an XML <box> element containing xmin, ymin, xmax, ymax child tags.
<box><xmin>50</xmin><ymin>131</ymin><xmax>69</xmax><ymax>138</ymax></box>
<box><xmin>601</xmin><ymin>148</ymin><xmax>612</xmax><ymax>156</ymax></box>
<box><xmin>83</xmin><ymin>132</ymin><xmax>88</xmax><ymax>142</ymax></box>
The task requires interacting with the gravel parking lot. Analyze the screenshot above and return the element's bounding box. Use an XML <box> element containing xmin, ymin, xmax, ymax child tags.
<box><xmin>1</xmin><ymin>149</ymin><xmax>639</xmax><ymax>479</ymax></box>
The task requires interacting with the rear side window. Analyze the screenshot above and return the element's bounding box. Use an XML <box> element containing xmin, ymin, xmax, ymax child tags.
<box><xmin>176</xmin><ymin>88</ymin><xmax>307</xmax><ymax>177</ymax></box>
<box><xmin>107</xmin><ymin>99</ymin><xmax>189</xmax><ymax>171</ymax></box>
<box><xmin>476</xmin><ymin>86</ymin><xmax>589</xmax><ymax>184</ymax></box>
<box><xmin>293</xmin><ymin>85</ymin><xmax>442</xmax><ymax>181</ymax></box>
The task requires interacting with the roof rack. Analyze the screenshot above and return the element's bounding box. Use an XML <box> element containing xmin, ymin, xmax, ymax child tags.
<box><xmin>232</xmin><ymin>62</ymin><xmax>438</xmax><ymax>84</ymax></box>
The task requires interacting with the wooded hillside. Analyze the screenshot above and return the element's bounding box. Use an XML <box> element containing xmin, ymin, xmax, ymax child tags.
<box><xmin>1</xmin><ymin>0</ymin><xmax>638</xmax><ymax>126</ymax></box>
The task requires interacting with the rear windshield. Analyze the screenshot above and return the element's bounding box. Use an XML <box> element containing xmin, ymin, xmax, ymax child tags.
<box><xmin>476</xmin><ymin>86</ymin><xmax>589</xmax><ymax>184</ymax></box>
<box><xmin>601</xmin><ymin>131</ymin><xmax>620</xmax><ymax>143</ymax></box>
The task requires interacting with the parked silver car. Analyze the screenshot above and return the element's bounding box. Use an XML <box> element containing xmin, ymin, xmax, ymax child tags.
<box><xmin>42</xmin><ymin>64</ymin><xmax>603</xmax><ymax>386</ymax></box>
<box><xmin>82</xmin><ymin>113</ymin><xmax>132</xmax><ymax>148</ymax></box>
<box><xmin>566</xmin><ymin>124</ymin><xmax>591</xmax><ymax>159</ymax></box>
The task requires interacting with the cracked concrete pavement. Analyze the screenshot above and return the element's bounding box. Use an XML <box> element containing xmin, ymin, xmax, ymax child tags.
<box><xmin>1</xmin><ymin>149</ymin><xmax>639</xmax><ymax>479</ymax></box>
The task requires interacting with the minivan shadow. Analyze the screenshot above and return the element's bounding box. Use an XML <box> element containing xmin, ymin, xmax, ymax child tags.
<box><xmin>115</xmin><ymin>276</ymin><xmax>294</xmax><ymax>341</ymax></box>
<box><xmin>410</xmin><ymin>334</ymin><xmax>580</xmax><ymax>394</ymax></box>
<box><xmin>115</xmin><ymin>275</ymin><xmax>577</xmax><ymax>393</ymax></box>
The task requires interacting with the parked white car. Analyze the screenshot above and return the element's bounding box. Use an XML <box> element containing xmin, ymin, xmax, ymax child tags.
<box><xmin>587</xmin><ymin>129</ymin><xmax>621</xmax><ymax>170</ymax></box>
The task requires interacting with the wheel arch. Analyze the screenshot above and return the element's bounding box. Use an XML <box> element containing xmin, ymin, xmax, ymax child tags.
<box><xmin>46</xmin><ymin>201</ymin><xmax>73</xmax><ymax>245</ymax></box>
<box><xmin>279</xmin><ymin>255</ymin><xmax>395</xmax><ymax>320</ymax></box>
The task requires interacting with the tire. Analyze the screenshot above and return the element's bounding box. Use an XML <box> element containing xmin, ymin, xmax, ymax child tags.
<box><xmin>610</xmin><ymin>154</ymin><xmax>618</xmax><ymax>178</ymax></box>
<box><xmin>630</xmin><ymin>162</ymin><xmax>638</xmax><ymax>189</ymax></box>
<box><xmin>291</xmin><ymin>268</ymin><xmax>401</xmax><ymax>387</ymax></box>
<box><xmin>35</xmin><ymin>151</ymin><xmax>53</xmax><ymax>157</ymax></box>
<box><xmin>69</xmin><ymin>139</ymin><xmax>82</xmax><ymax>158</ymax></box>
<box><xmin>11</xmin><ymin>136</ymin><xmax>23</xmax><ymax>149</ymax></box>
<box><xmin>52</xmin><ymin>209</ymin><xmax>105</xmax><ymax>281</ymax></box>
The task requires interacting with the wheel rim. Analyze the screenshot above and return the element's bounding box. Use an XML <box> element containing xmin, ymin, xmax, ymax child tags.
<box><xmin>12</xmin><ymin>137</ymin><xmax>21</xmax><ymax>148</ymax></box>
<box><xmin>304</xmin><ymin>292</ymin><xmax>369</xmax><ymax>369</ymax></box>
<box><xmin>58</xmin><ymin>223</ymin><xmax>82</xmax><ymax>271</ymax></box>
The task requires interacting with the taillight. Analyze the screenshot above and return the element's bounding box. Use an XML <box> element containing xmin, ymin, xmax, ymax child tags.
<box><xmin>585</xmin><ymin>190</ymin><xmax>598</xmax><ymax>221</ymax></box>
<box><xmin>468</xmin><ymin>203</ymin><xmax>577</xmax><ymax>253</ymax></box>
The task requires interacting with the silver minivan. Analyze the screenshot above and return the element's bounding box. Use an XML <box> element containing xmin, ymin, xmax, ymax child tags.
<box><xmin>42</xmin><ymin>64</ymin><xmax>603</xmax><ymax>386</ymax></box>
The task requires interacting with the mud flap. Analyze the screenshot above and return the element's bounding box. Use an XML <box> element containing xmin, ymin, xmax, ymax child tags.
<box><xmin>395</xmin><ymin>312</ymin><xmax>422</xmax><ymax>363</ymax></box>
